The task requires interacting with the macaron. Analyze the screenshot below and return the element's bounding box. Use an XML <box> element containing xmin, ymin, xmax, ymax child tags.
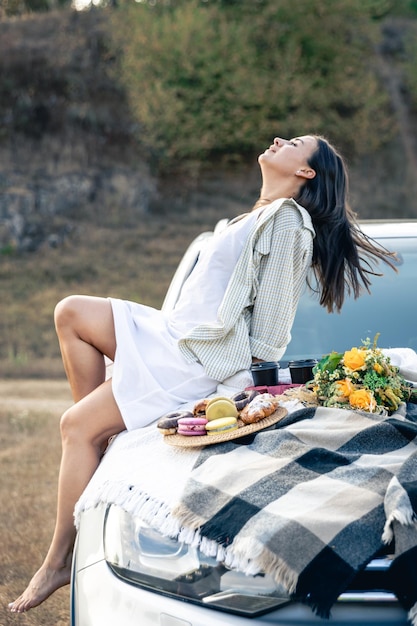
<box><xmin>206</xmin><ymin>395</ymin><xmax>236</xmax><ymax>409</ymax></box>
<box><xmin>177</xmin><ymin>416</ymin><xmax>208</xmax><ymax>436</ymax></box>
<box><xmin>206</xmin><ymin>416</ymin><xmax>238</xmax><ymax>435</ymax></box>
<box><xmin>206</xmin><ymin>398</ymin><xmax>238</xmax><ymax>421</ymax></box>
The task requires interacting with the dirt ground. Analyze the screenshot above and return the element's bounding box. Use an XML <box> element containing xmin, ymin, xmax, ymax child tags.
<box><xmin>0</xmin><ymin>379</ymin><xmax>73</xmax><ymax>626</ymax></box>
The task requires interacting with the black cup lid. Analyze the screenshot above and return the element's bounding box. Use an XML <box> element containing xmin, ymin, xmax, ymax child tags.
<box><xmin>251</xmin><ymin>361</ymin><xmax>279</xmax><ymax>371</ymax></box>
<box><xmin>288</xmin><ymin>359</ymin><xmax>318</xmax><ymax>367</ymax></box>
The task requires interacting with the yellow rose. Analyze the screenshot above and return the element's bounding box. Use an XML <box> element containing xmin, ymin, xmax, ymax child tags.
<box><xmin>344</xmin><ymin>348</ymin><xmax>366</xmax><ymax>371</ymax></box>
<box><xmin>335</xmin><ymin>379</ymin><xmax>353</xmax><ymax>399</ymax></box>
<box><xmin>349</xmin><ymin>389</ymin><xmax>376</xmax><ymax>412</ymax></box>
<box><xmin>373</xmin><ymin>362</ymin><xmax>384</xmax><ymax>374</ymax></box>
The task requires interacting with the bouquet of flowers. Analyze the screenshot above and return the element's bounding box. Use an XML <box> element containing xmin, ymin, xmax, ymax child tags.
<box><xmin>312</xmin><ymin>335</ymin><xmax>416</xmax><ymax>414</ymax></box>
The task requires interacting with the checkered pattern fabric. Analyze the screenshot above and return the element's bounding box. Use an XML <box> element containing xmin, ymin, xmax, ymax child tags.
<box><xmin>172</xmin><ymin>404</ymin><xmax>417</xmax><ymax>620</ymax></box>
<box><xmin>178</xmin><ymin>198</ymin><xmax>314</xmax><ymax>380</ymax></box>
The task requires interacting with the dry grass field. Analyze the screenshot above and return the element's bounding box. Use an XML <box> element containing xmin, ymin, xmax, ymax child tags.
<box><xmin>0</xmin><ymin>180</ymin><xmax>257</xmax><ymax>379</ymax></box>
<box><xmin>0</xmin><ymin>379</ymin><xmax>73</xmax><ymax>626</ymax></box>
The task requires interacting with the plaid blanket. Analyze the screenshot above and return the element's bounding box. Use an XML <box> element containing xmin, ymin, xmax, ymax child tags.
<box><xmin>171</xmin><ymin>404</ymin><xmax>417</xmax><ymax>621</ymax></box>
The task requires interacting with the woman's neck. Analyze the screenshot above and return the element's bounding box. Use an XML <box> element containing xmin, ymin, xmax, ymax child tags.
<box><xmin>253</xmin><ymin>187</ymin><xmax>294</xmax><ymax>211</ymax></box>
<box><xmin>261</xmin><ymin>179</ymin><xmax>297</xmax><ymax>201</ymax></box>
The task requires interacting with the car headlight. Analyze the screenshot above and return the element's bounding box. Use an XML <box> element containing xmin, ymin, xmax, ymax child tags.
<box><xmin>103</xmin><ymin>504</ymin><xmax>291</xmax><ymax>617</ymax></box>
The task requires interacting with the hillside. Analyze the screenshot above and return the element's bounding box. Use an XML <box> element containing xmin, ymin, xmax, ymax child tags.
<box><xmin>0</xmin><ymin>7</ymin><xmax>417</xmax><ymax>376</ymax></box>
<box><xmin>1</xmin><ymin>9</ymin><xmax>417</xmax><ymax>250</ymax></box>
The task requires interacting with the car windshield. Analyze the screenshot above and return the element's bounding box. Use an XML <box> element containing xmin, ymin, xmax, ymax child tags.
<box><xmin>280</xmin><ymin>236</ymin><xmax>417</xmax><ymax>365</ymax></box>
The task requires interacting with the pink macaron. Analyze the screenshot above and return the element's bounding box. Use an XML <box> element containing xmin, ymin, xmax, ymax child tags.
<box><xmin>177</xmin><ymin>416</ymin><xmax>208</xmax><ymax>436</ymax></box>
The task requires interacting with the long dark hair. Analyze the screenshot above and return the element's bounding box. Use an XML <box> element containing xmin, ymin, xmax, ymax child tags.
<box><xmin>295</xmin><ymin>136</ymin><xmax>397</xmax><ymax>313</ymax></box>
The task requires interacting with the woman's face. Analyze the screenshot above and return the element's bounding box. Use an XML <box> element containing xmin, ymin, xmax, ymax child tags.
<box><xmin>258</xmin><ymin>135</ymin><xmax>318</xmax><ymax>179</ymax></box>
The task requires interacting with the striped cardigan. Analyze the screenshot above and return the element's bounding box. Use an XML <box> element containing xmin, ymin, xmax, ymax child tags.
<box><xmin>178</xmin><ymin>197</ymin><xmax>315</xmax><ymax>381</ymax></box>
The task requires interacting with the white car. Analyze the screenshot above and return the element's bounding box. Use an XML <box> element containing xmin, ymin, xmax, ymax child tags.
<box><xmin>71</xmin><ymin>219</ymin><xmax>417</xmax><ymax>626</ymax></box>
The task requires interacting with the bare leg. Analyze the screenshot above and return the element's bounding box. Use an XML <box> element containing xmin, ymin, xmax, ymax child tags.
<box><xmin>9</xmin><ymin>295</ymin><xmax>125</xmax><ymax>612</ymax></box>
<box><xmin>9</xmin><ymin>380</ymin><xmax>126</xmax><ymax>612</ymax></box>
<box><xmin>54</xmin><ymin>295</ymin><xmax>117</xmax><ymax>402</ymax></box>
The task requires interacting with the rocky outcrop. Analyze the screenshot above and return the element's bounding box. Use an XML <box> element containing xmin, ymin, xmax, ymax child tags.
<box><xmin>0</xmin><ymin>139</ymin><xmax>155</xmax><ymax>252</ymax></box>
<box><xmin>0</xmin><ymin>9</ymin><xmax>156</xmax><ymax>253</ymax></box>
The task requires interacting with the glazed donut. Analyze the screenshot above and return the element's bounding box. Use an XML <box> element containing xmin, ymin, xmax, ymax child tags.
<box><xmin>239</xmin><ymin>393</ymin><xmax>278</xmax><ymax>425</ymax></box>
<box><xmin>232</xmin><ymin>389</ymin><xmax>260</xmax><ymax>411</ymax></box>
<box><xmin>193</xmin><ymin>398</ymin><xmax>210</xmax><ymax>416</ymax></box>
<box><xmin>157</xmin><ymin>410</ymin><xmax>194</xmax><ymax>435</ymax></box>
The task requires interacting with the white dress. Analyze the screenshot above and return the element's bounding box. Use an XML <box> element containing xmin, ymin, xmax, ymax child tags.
<box><xmin>110</xmin><ymin>210</ymin><xmax>260</xmax><ymax>430</ymax></box>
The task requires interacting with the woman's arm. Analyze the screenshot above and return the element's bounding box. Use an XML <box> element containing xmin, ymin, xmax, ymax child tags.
<box><xmin>250</xmin><ymin>215</ymin><xmax>313</xmax><ymax>361</ymax></box>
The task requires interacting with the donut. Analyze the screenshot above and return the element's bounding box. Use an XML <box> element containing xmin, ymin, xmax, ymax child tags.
<box><xmin>239</xmin><ymin>393</ymin><xmax>278</xmax><ymax>425</ymax></box>
<box><xmin>232</xmin><ymin>389</ymin><xmax>260</xmax><ymax>411</ymax></box>
<box><xmin>157</xmin><ymin>410</ymin><xmax>194</xmax><ymax>435</ymax></box>
<box><xmin>193</xmin><ymin>398</ymin><xmax>210</xmax><ymax>416</ymax></box>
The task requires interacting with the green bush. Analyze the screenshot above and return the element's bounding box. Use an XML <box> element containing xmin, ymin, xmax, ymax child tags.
<box><xmin>110</xmin><ymin>0</ymin><xmax>394</xmax><ymax>175</ymax></box>
<box><xmin>404</xmin><ymin>23</ymin><xmax>417</xmax><ymax>109</ymax></box>
<box><xmin>111</xmin><ymin>1</ymin><xmax>268</xmax><ymax>173</ymax></box>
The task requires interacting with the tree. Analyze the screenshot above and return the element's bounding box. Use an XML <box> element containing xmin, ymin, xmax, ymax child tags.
<box><xmin>110</xmin><ymin>0</ymin><xmax>395</xmax><ymax>175</ymax></box>
<box><xmin>1</xmin><ymin>0</ymin><xmax>71</xmax><ymax>17</ymax></box>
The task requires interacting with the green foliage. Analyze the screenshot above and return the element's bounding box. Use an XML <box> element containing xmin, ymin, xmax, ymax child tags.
<box><xmin>110</xmin><ymin>0</ymin><xmax>395</xmax><ymax>175</ymax></box>
<box><xmin>111</xmin><ymin>1</ymin><xmax>265</xmax><ymax>173</ymax></box>
<box><xmin>403</xmin><ymin>23</ymin><xmax>417</xmax><ymax>109</ymax></box>
<box><xmin>388</xmin><ymin>0</ymin><xmax>417</xmax><ymax>16</ymax></box>
<box><xmin>1</xmin><ymin>0</ymin><xmax>70</xmax><ymax>16</ymax></box>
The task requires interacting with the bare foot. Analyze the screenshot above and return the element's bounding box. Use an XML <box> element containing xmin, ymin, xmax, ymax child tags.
<box><xmin>8</xmin><ymin>562</ymin><xmax>71</xmax><ymax>613</ymax></box>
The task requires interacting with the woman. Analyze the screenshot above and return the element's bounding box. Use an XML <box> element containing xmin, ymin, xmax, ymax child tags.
<box><xmin>9</xmin><ymin>134</ymin><xmax>396</xmax><ymax>613</ymax></box>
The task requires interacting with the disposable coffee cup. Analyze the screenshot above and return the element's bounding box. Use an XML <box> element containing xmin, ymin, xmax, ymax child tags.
<box><xmin>251</xmin><ymin>361</ymin><xmax>279</xmax><ymax>386</ymax></box>
<box><xmin>288</xmin><ymin>359</ymin><xmax>318</xmax><ymax>384</ymax></box>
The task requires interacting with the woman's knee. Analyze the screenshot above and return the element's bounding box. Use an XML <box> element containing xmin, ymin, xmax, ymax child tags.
<box><xmin>54</xmin><ymin>295</ymin><xmax>85</xmax><ymax>333</ymax></box>
<box><xmin>60</xmin><ymin>399</ymin><xmax>122</xmax><ymax>450</ymax></box>
<box><xmin>60</xmin><ymin>405</ymin><xmax>83</xmax><ymax>444</ymax></box>
<box><xmin>54</xmin><ymin>294</ymin><xmax>116</xmax><ymax>360</ymax></box>
<box><xmin>60</xmin><ymin>405</ymin><xmax>98</xmax><ymax>447</ymax></box>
